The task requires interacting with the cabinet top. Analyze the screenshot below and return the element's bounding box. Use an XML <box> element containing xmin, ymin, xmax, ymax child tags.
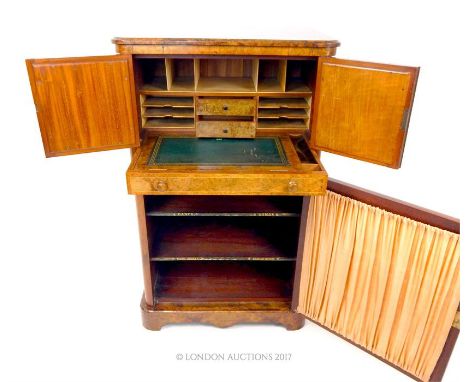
<box><xmin>112</xmin><ymin>37</ymin><xmax>340</xmax><ymax>56</ymax></box>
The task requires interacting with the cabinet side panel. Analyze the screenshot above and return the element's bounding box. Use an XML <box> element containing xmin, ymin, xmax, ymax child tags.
<box><xmin>136</xmin><ymin>196</ymin><xmax>154</xmax><ymax>305</ymax></box>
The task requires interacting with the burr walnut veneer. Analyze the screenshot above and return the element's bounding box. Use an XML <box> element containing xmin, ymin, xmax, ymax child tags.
<box><xmin>26</xmin><ymin>37</ymin><xmax>459</xmax><ymax>382</ymax></box>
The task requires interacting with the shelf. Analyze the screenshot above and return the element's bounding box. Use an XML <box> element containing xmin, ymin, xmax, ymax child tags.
<box><xmin>154</xmin><ymin>261</ymin><xmax>294</xmax><ymax>303</ymax></box>
<box><xmin>197</xmin><ymin>77</ymin><xmax>256</xmax><ymax>92</ymax></box>
<box><xmin>143</xmin><ymin>96</ymin><xmax>194</xmax><ymax>107</ymax></box>
<box><xmin>145</xmin><ymin>196</ymin><xmax>302</xmax><ymax>216</ymax></box>
<box><xmin>258</xmin><ymin>118</ymin><xmax>308</xmax><ymax>129</ymax></box>
<box><xmin>286</xmin><ymin>80</ymin><xmax>312</xmax><ymax>92</ymax></box>
<box><xmin>153</xmin><ymin>300</ymin><xmax>291</xmax><ymax>311</ymax></box>
<box><xmin>169</xmin><ymin>78</ymin><xmax>195</xmax><ymax>91</ymax></box>
<box><xmin>258</xmin><ymin>108</ymin><xmax>308</xmax><ymax>119</ymax></box>
<box><xmin>149</xmin><ymin>216</ymin><xmax>300</xmax><ymax>261</ymax></box>
<box><xmin>197</xmin><ymin>58</ymin><xmax>257</xmax><ymax>92</ymax></box>
<box><xmin>141</xmin><ymin>79</ymin><xmax>167</xmax><ymax>92</ymax></box>
<box><xmin>144</xmin><ymin>107</ymin><xmax>194</xmax><ymax>118</ymax></box>
<box><xmin>257</xmin><ymin>80</ymin><xmax>282</xmax><ymax>93</ymax></box>
<box><xmin>144</xmin><ymin>118</ymin><xmax>194</xmax><ymax>128</ymax></box>
<box><xmin>259</xmin><ymin>97</ymin><xmax>309</xmax><ymax>109</ymax></box>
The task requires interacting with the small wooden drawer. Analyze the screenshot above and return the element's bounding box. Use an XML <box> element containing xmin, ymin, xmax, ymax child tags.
<box><xmin>197</xmin><ymin>98</ymin><xmax>256</xmax><ymax>116</ymax></box>
<box><xmin>196</xmin><ymin>121</ymin><xmax>256</xmax><ymax>138</ymax></box>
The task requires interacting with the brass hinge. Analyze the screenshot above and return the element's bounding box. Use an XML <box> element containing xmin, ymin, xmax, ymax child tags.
<box><xmin>452</xmin><ymin>311</ymin><xmax>460</xmax><ymax>330</ymax></box>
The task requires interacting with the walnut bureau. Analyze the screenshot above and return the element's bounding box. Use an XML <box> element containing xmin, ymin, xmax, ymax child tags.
<box><xmin>26</xmin><ymin>38</ymin><xmax>459</xmax><ymax>382</ymax></box>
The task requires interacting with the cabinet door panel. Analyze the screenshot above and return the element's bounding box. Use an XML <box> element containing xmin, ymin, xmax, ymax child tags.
<box><xmin>293</xmin><ymin>179</ymin><xmax>459</xmax><ymax>382</ymax></box>
<box><xmin>26</xmin><ymin>55</ymin><xmax>139</xmax><ymax>157</ymax></box>
<box><xmin>311</xmin><ymin>58</ymin><xmax>418</xmax><ymax>168</ymax></box>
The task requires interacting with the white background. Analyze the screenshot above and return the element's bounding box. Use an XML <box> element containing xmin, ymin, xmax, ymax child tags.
<box><xmin>0</xmin><ymin>0</ymin><xmax>466</xmax><ymax>381</ymax></box>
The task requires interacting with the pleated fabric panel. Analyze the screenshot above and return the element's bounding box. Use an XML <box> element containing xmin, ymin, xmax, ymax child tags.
<box><xmin>297</xmin><ymin>191</ymin><xmax>460</xmax><ymax>381</ymax></box>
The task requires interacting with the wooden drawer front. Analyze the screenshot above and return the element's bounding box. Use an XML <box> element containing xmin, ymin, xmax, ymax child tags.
<box><xmin>197</xmin><ymin>98</ymin><xmax>255</xmax><ymax>116</ymax></box>
<box><xmin>196</xmin><ymin>121</ymin><xmax>255</xmax><ymax>138</ymax></box>
<box><xmin>127</xmin><ymin>173</ymin><xmax>327</xmax><ymax>196</ymax></box>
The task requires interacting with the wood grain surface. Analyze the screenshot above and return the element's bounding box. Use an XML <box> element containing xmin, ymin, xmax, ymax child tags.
<box><xmin>27</xmin><ymin>55</ymin><xmax>139</xmax><ymax>156</ymax></box>
<box><xmin>113</xmin><ymin>37</ymin><xmax>340</xmax><ymax>56</ymax></box>
<box><xmin>311</xmin><ymin>58</ymin><xmax>419</xmax><ymax>168</ymax></box>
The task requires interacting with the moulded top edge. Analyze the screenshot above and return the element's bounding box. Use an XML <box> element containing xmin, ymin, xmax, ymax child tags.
<box><xmin>112</xmin><ymin>37</ymin><xmax>341</xmax><ymax>49</ymax></box>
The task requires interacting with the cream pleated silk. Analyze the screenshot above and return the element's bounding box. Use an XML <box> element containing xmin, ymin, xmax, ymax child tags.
<box><xmin>297</xmin><ymin>191</ymin><xmax>460</xmax><ymax>381</ymax></box>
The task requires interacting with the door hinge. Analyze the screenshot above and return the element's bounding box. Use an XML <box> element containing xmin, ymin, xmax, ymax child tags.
<box><xmin>452</xmin><ymin>310</ymin><xmax>460</xmax><ymax>330</ymax></box>
<box><xmin>400</xmin><ymin>107</ymin><xmax>410</xmax><ymax>131</ymax></box>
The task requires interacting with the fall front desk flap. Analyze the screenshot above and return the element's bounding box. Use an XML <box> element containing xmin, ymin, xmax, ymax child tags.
<box><xmin>147</xmin><ymin>137</ymin><xmax>289</xmax><ymax>166</ymax></box>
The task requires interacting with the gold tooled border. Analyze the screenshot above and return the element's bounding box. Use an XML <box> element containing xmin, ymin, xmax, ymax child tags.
<box><xmin>147</xmin><ymin>137</ymin><xmax>290</xmax><ymax>166</ymax></box>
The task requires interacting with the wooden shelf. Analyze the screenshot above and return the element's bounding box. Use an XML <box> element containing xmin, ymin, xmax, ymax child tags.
<box><xmin>258</xmin><ymin>108</ymin><xmax>308</xmax><ymax>119</ymax></box>
<box><xmin>286</xmin><ymin>80</ymin><xmax>311</xmax><ymax>92</ymax></box>
<box><xmin>144</xmin><ymin>118</ymin><xmax>194</xmax><ymax>128</ymax></box>
<box><xmin>141</xmin><ymin>79</ymin><xmax>167</xmax><ymax>92</ymax></box>
<box><xmin>197</xmin><ymin>77</ymin><xmax>256</xmax><ymax>92</ymax></box>
<box><xmin>145</xmin><ymin>196</ymin><xmax>302</xmax><ymax>216</ymax></box>
<box><xmin>144</xmin><ymin>107</ymin><xmax>194</xmax><ymax>118</ymax></box>
<box><xmin>258</xmin><ymin>119</ymin><xmax>308</xmax><ymax>129</ymax></box>
<box><xmin>154</xmin><ymin>261</ymin><xmax>294</xmax><ymax>302</ymax></box>
<box><xmin>259</xmin><ymin>97</ymin><xmax>309</xmax><ymax>109</ymax></box>
<box><xmin>143</xmin><ymin>96</ymin><xmax>194</xmax><ymax>107</ymax></box>
<box><xmin>169</xmin><ymin>78</ymin><xmax>195</xmax><ymax>91</ymax></box>
<box><xmin>154</xmin><ymin>300</ymin><xmax>292</xmax><ymax>311</ymax></box>
<box><xmin>150</xmin><ymin>216</ymin><xmax>300</xmax><ymax>261</ymax></box>
<box><xmin>257</xmin><ymin>79</ymin><xmax>284</xmax><ymax>92</ymax></box>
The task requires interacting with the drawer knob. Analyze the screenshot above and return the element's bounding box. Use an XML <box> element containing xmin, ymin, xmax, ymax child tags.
<box><xmin>154</xmin><ymin>180</ymin><xmax>168</xmax><ymax>192</ymax></box>
<box><xmin>288</xmin><ymin>180</ymin><xmax>298</xmax><ymax>193</ymax></box>
<box><xmin>222</xmin><ymin>105</ymin><xmax>229</xmax><ymax>111</ymax></box>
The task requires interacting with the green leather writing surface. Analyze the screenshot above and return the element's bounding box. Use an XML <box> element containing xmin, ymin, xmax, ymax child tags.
<box><xmin>147</xmin><ymin>137</ymin><xmax>289</xmax><ymax>166</ymax></box>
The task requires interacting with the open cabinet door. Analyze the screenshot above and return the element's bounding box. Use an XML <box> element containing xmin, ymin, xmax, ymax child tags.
<box><xmin>310</xmin><ymin>58</ymin><xmax>419</xmax><ymax>168</ymax></box>
<box><xmin>26</xmin><ymin>55</ymin><xmax>139</xmax><ymax>157</ymax></box>
<box><xmin>293</xmin><ymin>179</ymin><xmax>459</xmax><ymax>381</ymax></box>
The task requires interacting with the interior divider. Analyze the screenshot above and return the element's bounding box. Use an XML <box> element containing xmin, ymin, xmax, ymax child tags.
<box><xmin>194</xmin><ymin>58</ymin><xmax>200</xmax><ymax>89</ymax></box>
<box><xmin>136</xmin><ymin>57</ymin><xmax>316</xmax><ymax>133</ymax></box>
<box><xmin>252</xmin><ymin>59</ymin><xmax>259</xmax><ymax>92</ymax></box>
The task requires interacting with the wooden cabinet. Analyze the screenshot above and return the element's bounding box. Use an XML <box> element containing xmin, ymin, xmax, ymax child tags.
<box><xmin>26</xmin><ymin>37</ymin><xmax>458</xmax><ymax>382</ymax></box>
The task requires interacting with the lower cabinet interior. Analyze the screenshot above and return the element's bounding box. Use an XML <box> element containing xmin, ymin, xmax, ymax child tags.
<box><xmin>144</xmin><ymin>195</ymin><xmax>303</xmax><ymax>310</ymax></box>
<box><xmin>153</xmin><ymin>261</ymin><xmax>295</xmax><ymax>309</ymax></box>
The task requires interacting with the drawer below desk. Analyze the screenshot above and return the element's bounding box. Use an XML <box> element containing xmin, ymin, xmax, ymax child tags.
<box><xmin>127</xmin><ymin>172</ymin><xmax>327</xmax><ymax>196</ymax></box>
